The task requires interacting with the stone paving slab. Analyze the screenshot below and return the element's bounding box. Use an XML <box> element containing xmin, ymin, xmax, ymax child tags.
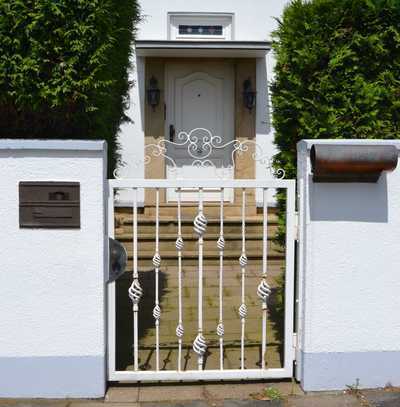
<box><xmin>138</xmin><ymin>385</ymin><xmax>205</xmax><ymax>403</ymax></box>
<box><xmin>363</xmin><ymin>390</ymin><xmax>400</xmax><ymax>407</ymax></box>
<box><xmin>71</xmin><ymin>403</ymin><xmax>139</xmax><ymax>407</ymax></box>
<box><xmin>222</xmin><ymin>401</ymin><xmax>281</xmax><ymax>407</ymax></box>
<box><xmin>105</xmin><ymin>386</ymin><xmax>139</xmax><ymax>402</ymax></box>
<box><xmin>140</xmin><ymin>402</ymin><xmax>209</xmax><ymax>407</ymax></box>
<box><xmin>202</xmin><ymin>382</ymin><xmax>302</xmax><ymax>401</ymax></box>
<box><xmin>103</xmin><ymin>382</ymin><xmax>303</xmax><ymax>404</ymax></box>
<box><xmin>116</xmin><ymin>262</ymin><xmax>285</xmax><ymax>373</ymax></box>
<box><xmin>286</xmin><ymin>394</ymin><xmax>361</xmax><ymax>407</ymax></box>
<box><xmin>0</xmin><ymin>402</ymin><xmax>69</xmax><ymax>407</ymax></box>
<box><xmin>5</xmin><ymin>388</ymin><xmax>400</xmax><ymax>407</ymax></box>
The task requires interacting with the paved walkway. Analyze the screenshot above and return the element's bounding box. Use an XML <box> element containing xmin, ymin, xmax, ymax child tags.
<box><xmin>115</xmin><ymin>263</ymin><xmax>284</xmax><ymax>372</ymax></box>
<box><xmin>1</xmin><ymin>383</ymin><xmax>399</xmax><ymax>407</ymax></box>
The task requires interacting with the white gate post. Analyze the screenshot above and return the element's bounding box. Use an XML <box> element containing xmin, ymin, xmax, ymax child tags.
<box><xmin>296</xmin><ymin>139</ymin><xmax>400</xmax><ymax>391</ymax></box>
<box><xmin>0</xmin><ymin>140</ymin><xmax>107</xmax><ymax>398</ymax></box>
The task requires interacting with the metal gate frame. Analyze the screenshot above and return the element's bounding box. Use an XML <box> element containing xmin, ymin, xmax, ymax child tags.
<box><xmin>107</xmin><ymin>178</ymin><xmax>296</xmax><ymax>382</ymax></box>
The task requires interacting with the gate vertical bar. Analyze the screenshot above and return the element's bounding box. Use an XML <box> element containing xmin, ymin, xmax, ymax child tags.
<box><xmin>239</xmin><ymin>188</ymin><xmax>248</xmax><ymax>370</ymax></box>
<box><xmin>176</xmin><ymin>188</ymin><xmax>184</xmax><ymax>371</ymax></box>
<box><xmin>217</xmin><ymin>188</ymin><xmax>225</xmax><ymax>370</ymax></box>
<box><xmin>193</xmin><ymin>188</ymin><xmax>207</xmax><ymax>370</ymax></box>
<box><xmin>107</xmin><ymin>184</ymin><xmax>116</xmax><ymax>377</ymax></box>
<box><xmin>153</xmin><ymin>188</ymin><xmax>161</xmax><ymax>371</ymax></box>
<box><xmin>283</xmin><ymin>181</ymin><xmax>296</xmax><ymax>374</ymax></box>
<box><xmin>128</xmin><ymin>187</ymin><xmax>142</xmax><ymax>371</ymax></box>
<box><xmin>258</xmin><ymin>188</ymin><xmax>271</xmax><ymax>369</ymax></box>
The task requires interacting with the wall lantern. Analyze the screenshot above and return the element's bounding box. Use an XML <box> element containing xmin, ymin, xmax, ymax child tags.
<box><xmin>310</xmin><ymin>144</ymin><xmax>398</xmax><ymax>183</ymax></box>
<box><xmin>147</xmin><ymin>76</ymin><xmax>160</xmax><ymax>111</ymax></box>
<box><xmin>243</xmin><ymin>78</ymin><xmax>256</xmax><ymax>112</ymax></box>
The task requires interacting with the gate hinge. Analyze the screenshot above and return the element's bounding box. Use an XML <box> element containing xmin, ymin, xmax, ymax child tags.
<box><xmin>294</xmin><ymin>211</ymin><xmax>299</xmax><ymax>241</ymax></box>
<box><xmin>293</xmin><ymin>332</ymin><xmax>298</xmax><ymax>349</ymax></box>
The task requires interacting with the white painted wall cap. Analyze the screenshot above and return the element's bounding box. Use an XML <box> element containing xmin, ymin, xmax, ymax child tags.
<box><xmin>0</xmin><ymin>139</ymin><xmax>106</xmax><ymax>151</ymax></box>
<box><xmin>298</xmin><ymin>139</ymin><xmax>400</xmax><ymax>152</ymax></box>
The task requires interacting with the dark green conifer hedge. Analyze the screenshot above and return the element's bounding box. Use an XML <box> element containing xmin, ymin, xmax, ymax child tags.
<box><xmin>272</xmin><ymin>0</ymin><xmax>400</xmax><ymax>241</ymax></box>
<box><xmin>0</xmin><ymin>0</ymin><xmax>140</xmax><ymax>174</ymax></box>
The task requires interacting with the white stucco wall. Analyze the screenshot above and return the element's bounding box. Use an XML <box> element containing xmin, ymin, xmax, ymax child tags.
<box><xmin>297</xmin><ymin>139</ymin><xmax>400</xmax><ymax>391</ymax></box>
<box><xmin>115</xmin><ymin>53</ymin><xmax>145</xmax><ymax>205</ymax></box>
<box><xmin>0</xmin><ymin>140</ymin><xmax>107</xmax><ymax>398</ymax></box>
<box><xmin>255</xmin><ymin>51</ymin><xmax>278</xmax><ymax>204</ymax></box>
<box><xmin>137</xmin><ymin>0</ymin><xmax>289</xmax><ymax>41</ymax></box>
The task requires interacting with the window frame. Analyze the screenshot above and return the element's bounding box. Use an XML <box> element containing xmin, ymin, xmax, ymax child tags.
<box><xmin>168</xmin><ymin>13</ymin><xmax>234</xmax><ymax>41</ymax></box>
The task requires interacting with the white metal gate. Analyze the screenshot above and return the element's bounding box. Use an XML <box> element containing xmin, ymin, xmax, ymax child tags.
<box><xmin>107</xmin><ymin>177</ymin><xmax>296</xmax><ymax>382</ymax></box>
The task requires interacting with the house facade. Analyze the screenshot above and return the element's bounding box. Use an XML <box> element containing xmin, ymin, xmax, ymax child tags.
<box><xmin>116</xmin><ymin>0</ymin><xmax>289</xmax><ymax>206</ymax></box>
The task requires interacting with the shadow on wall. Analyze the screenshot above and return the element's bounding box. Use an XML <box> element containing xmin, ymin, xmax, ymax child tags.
<box><xmin>309</xmin><ymin>173</ymin><xmax>388</xmax><ymax>223</ymax></box>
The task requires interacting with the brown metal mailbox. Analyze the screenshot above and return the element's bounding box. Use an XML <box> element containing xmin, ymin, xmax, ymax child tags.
<box><xmin>310</xmin><ymin>144</ymin><xmax>398</xmax><ymax>182</ymax></box>
<box><xmin>19</xmin><ymin>182</ymin><xmax>80</xmax><ymax>228</ymax></box>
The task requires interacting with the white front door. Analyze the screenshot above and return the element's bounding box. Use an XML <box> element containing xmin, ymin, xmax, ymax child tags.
<box><xmin>165</xmin><ymin>61</ymin><xmax>234</xmax><ymax>201</ymax></box>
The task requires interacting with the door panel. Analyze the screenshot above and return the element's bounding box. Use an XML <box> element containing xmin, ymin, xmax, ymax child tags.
<box><xmin>165</xmin><ymin>61</ymin><xmax>234</xmax><ymax>201</ymax></box>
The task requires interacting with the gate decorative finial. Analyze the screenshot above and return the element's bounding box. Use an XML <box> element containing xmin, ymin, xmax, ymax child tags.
<box><xmin>216</xmin><ymin>323</ymin><xmax>225</xmax><ymax>337</ymax></box>
<box><xmin>128</xmin><ymin>279</ymin><xmax>143</xmax><ymax>305</ymax></box>
<box><xmin>176</xmin><ymin>323</ymin><xmax>184</xmax><ymax>338</ymax></box>
<box><xmin>239</xmin><ymin>253</ymin><xmax>248</xmax><ymax>267</ymax></box>
<box><xmin>238</xmin><ymin>303</ymin><xmax>248</xmax><ymax>319</ymax></box>
<box><xmin>257</xmin><ymin>279</ymin><xmax>272</xmax><ymax>302</ymax></box>
<box><xmin>152</xmin><ymin>253</ymin><xmax>161</xmax><ymax>268</ymax></box>
<box><xmin>153</xmin><ymin>304</ymin><xmax>161</xmax><ymax>320</ymax></box>
<box><xmin>193</xmin><ymin>333</ymin><xmax>207</xmax><ymax>356</ymax></box>
<box><xmin>175</xmin><ymin>236</ymin><xmax>184</xmax><ymax>250</ymax></box>
<box><xmin>217</xmin><ymin>236</ymin><xmax>225</xmax><ymax>250</ymax></box>
<box><xmin>194</xmin><ymin>212</ymin><xmax>207</xmax><ymax>236</ymax></box>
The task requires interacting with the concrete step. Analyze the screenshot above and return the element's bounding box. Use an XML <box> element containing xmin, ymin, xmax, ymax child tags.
<box><xmin>117</xmin><ymin>212</ymin><xmax>278</xmax><ymax>225</ymax></box>
<box><xmin>144</xmin><ymin>205</ymin><xmax>258</xmax><ymax>217</ymax></box>
<box><xmin>117</xmin><ymin>232</ymin><xmax>277</xmax><ymax>241</ymax></box>
<box><xmin>115</xmin><ymin>208</ymin><xmax>282</xmax><ymax>265</ymax></box>
<box><xmin>125</xmin><ymin>249</ymin><xmax>284</xmax><ymax>268</ymax></box>
<box><xmin>123</xmin><ymin>239</ymin><xmax>281</xmax><ymax>254</ymax></box>
<box><xmin>123</xmin><ymin>259</ymin><xmax>285</xmax><ymax>274</ymax></box>
<box><xmin>116</xmin><ymin>216</ymin><xmax>279</xmax><ymax>236</ymax></box>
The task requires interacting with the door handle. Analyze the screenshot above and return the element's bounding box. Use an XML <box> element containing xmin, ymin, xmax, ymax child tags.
<box><xmin>169</xmin><ymin>124</ymin><xmax>175</xmax><ymax>142</ymax></box>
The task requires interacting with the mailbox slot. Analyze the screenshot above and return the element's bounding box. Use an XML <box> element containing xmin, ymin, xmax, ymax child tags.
<box><xmin>19</xmin><ymin>182</ymin><xmax>80</xmax><ymax>228</ymax></box>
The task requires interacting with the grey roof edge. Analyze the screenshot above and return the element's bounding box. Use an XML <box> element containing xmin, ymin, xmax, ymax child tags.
<box><xmin>298</xmin><ymin>139</ymin><xmax>400</xmax><ymax>151</ymax></box>
<box><xmin>135</xmin><ymin>40</ymin><xmax>271</xmax><ymax>50</ymax></box>
<box><xmin>0</xmin><ymin>139</ymin><xmax>106</xmax><ymax>151</ymax></box>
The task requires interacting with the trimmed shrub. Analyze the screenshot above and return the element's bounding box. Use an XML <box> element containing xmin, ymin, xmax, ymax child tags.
<box><xmin>272</xmin><ymin>0</ymin><xmax>400</xmax><ymax>242</ymax></box>
<box><xmin>0</xmin><ymin>0</ymin><xmax>140</xmax><ymax>175</ymax></box>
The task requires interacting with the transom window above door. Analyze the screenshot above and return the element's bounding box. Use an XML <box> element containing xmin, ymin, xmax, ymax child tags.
<box><xmin>178</xmin><ymin>25</ymin><xmax>223</xmax><ymax>36</ymax></box>
<box><xmin>168</xmin><ymin>13</ymin><xmax>233</xmax><ymax>40</ymax></box>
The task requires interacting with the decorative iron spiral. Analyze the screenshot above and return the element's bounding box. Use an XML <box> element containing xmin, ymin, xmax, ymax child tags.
<box><xmin>239</xmin><ymin>254</ymin><xmax>248</xmax><ymax>267</ymax></box>
<box><xmin>216</xmin><ymin>323</ymin><xmax>225</xmax><ymax>337</ymax></box>
<box><xmin>193</xmin><ymin>333</ymin><xmax>207</xmax><ymax>356</ymax></box>
<box><xmin>194</xmin><ymin>212</ymin><xmax>207</xmax><ymax>236</ymax></box>
<box><xmin>128</xmin><ymin>279</ymin><xmax>143</xmax><ymax>304</ymax></box>
<box><xmin>152</xmin><ymin>253</ymin><xmax>161</xmax><ymax>268</ymax></box>
<box><xmin>153</xmin><ymin>304</ymin><xmax>161</xmax><ymax>320</ymax></box>
<box><xmin>238</xmin><ymin>303</ymin><xmax>248</xmax><ymax>319</ymax></box>
<box><xmin>175</xmin><ymin>236</ymin><xmax>184</xmax><ymax>250</ymax></box>
<box><xmin>176</xmin><ymin>323</ymin><xmax>184</xmax><ymax>338</ymax></box>
<box><xmin>217</xmin><ymin>236</ymin><xmax>225</xmax><ymax>250</ymax></box>
<box><xmin>257</xmin><ymin>279</ymin><xmax>272</xmax><ymax>302</ymax></box>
